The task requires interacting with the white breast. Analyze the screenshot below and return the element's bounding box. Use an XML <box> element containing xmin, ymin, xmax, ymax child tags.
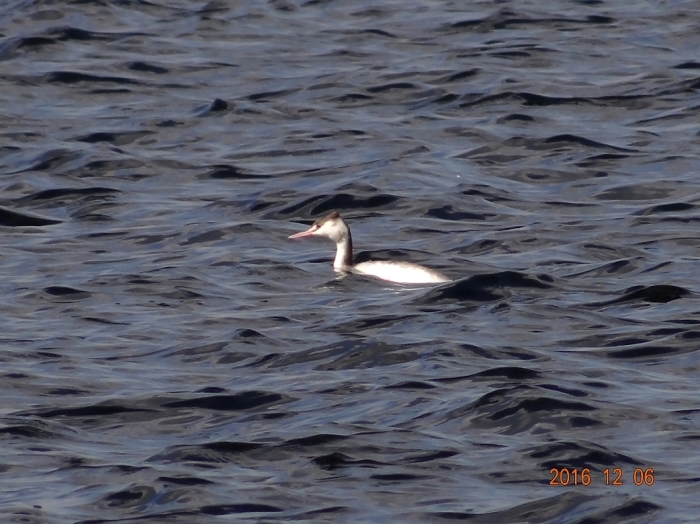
<box><xmin>352</xmin><ymin>260</ymin><xmax>450</xmax><ymax>284</ymax></box>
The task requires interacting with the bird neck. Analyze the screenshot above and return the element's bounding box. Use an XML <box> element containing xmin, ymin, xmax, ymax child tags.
<box><xmin>333</xmin><ymin>229</ymin><xmax>353</xmax><ymax>269</ymax></box>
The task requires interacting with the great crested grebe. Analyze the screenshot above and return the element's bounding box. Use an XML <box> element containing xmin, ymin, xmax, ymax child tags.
<box><xmin>288</xmin><ymin>211</ymin><xmax>450</xmax><ymax>284</ymax></box>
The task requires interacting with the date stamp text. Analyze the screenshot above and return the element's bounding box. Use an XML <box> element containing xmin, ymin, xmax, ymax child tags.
<box><xmin>549</xmin><ymin>467</ymin><xmax>655</xmax><ymax>486</ymax></box>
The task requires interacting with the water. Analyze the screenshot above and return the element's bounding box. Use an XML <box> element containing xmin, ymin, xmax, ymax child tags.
<box><xmin>1</xmin><ymin>1</ymin><xmax>699</xmax><ymax>522</ymax></box>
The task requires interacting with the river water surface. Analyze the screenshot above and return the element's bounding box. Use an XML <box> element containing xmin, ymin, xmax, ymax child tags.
<box><xmin>1</xmin><ymin>1</ymin><xmax>700</xmax><ymax>523</ymax></box>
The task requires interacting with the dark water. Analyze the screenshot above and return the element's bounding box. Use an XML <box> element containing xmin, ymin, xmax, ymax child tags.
<box><xmin>1</xmin><ymin>1</ymin><xmax>700</xmax><ymax>522</ymax></box>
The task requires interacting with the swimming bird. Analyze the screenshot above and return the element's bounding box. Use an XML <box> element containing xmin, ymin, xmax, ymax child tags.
<box><xmin>288</xmin><ymin>211</ymin><xmax>450</xmax><ymax>284</ymax></box>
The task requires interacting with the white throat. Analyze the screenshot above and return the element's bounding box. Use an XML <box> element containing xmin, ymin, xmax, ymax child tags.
<box><xmin>333</xmin><ymin>237</ymin><xmax>352</xmax><ymax>269</ymax></box>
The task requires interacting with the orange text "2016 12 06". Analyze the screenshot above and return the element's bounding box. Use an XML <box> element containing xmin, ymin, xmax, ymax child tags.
<box><xmin>549</xmin><ymin>468</ymin><xmax>655</xmax><ymax>486</ymax></box>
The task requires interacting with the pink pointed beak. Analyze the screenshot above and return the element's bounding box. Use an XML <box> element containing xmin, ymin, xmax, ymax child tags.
<box><xmin>288</xmin><ymin>227</ymin><xmax>316</xmax><ymax>239</ymax></box>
